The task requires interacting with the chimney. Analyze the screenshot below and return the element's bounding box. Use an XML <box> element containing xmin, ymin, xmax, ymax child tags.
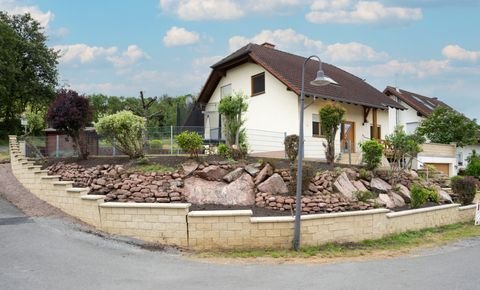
<box><xmin>261</xmin><ymin>42</ymin><xmax>275</xmax><ymax>49</ymax></box>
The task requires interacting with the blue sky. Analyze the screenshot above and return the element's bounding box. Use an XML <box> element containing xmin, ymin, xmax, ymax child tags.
<box><xmin>2</xmin><ymin>0</ymin><xmax>480</xmax><ymax>119</ymax></box>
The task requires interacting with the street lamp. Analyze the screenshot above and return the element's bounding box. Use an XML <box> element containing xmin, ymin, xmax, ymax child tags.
<box><xmin>293</xmin><ymin>55</ymin><xmax>334</xmax><ymax>251</ymax></box>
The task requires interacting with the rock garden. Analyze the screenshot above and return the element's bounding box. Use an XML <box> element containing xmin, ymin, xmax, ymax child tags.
<box><xmin>45</xmin><ymin>156</ymin><xmax>457</xmax><ymax>216</ymax></box>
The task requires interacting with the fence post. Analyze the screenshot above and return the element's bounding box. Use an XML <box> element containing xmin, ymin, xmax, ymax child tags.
<box><xmin>348</xmin><ymin>140</ymin><xmax>352</xmax><ymax>165</ymax></box>
<box><xmin>284</xmin><ymin>132</ymin><xmax>287</xmax><ymax>159</ymax></box>
<box><xmin>170</xmin><ymin>126</ymin><xmax>173</xmax><ymax>155</ymax></box>
<box><xmin>55</xmin><ymin>135</ymin><xmax>60</xmax><ymax>158</ymax></box>
<box><xmin>112</xmin><ymin>137</ymin><xmax>116</xmax><ymax>156</ymax></box>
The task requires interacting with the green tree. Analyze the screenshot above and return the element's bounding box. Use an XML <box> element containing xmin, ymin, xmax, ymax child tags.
<box><xmin>95</xmin><ymin>111</ymin><xmax>146</xmax><ymax>159</ymax></box>
<box><xmin>218</xmin><ymin>92</ymin><xmax>248</xmax><ymax>147</ymax></box>
<box><xmin>416</xmin><ymin>107</ymin><xmax>479</xmax><ymax>147</ymax></box>
<box><xmin>385</xmin><ymin>126</ymin><xmax>425</xmax><ymax>169</ymax></box>
<box><xmin>0</xmin><ymin>12</ymin><xmax>59</xmax><ymax>137</ymax></box>
<box><xmin>319</xmin><ymin>103</ymin><xmax>345</xmax><ymax>165</ymax></box>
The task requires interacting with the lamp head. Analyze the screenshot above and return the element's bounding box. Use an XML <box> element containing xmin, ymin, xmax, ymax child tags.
<box><xmin>310</xmin><ymin>69</ymin><xmax>335</xmax><ymax>86</ymax></box>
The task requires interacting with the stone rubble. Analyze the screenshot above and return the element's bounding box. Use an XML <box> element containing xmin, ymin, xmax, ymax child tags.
<box><xmin>47</xmin><ymin>159</ymin><xmax>455</xmax><ymax>214</ymax></box>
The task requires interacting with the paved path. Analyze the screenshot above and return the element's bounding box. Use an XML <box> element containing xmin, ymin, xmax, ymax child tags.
<box><xmin>1</xmin><ymin>196</ymin><xmax>480</xmax><ymax>290</ymax></box>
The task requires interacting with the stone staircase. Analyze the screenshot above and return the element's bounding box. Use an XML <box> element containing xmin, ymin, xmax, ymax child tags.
<box><xmin>336</xmin><ymin>152</ymin><xmax>363</xmax><ymax>165</ymax></box>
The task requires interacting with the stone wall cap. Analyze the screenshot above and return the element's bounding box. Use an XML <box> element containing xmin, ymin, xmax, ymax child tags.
<box><xmin>250</xmin><ymin>216</ymin><xmax>294</xmax><ymax>223</ymax></box>
<box><xmin>386</xmin><ymin>204</ymin><xmax>459</xmax><ymax>218</ymax></box>
<box><xmin>188</xmin><ymin>210</ymin><xmax>252</xmax><ymax>217</ymax></box>
<box><xmin>67</xmin><ymin>187</ymin><xmax>89</xmax><ymax>193</ymax></box>
<box><xmin>41</xmin><ymin>175</ymin><xmax>61</xmax><ymax>179</ymax></box>
<box><xmin>81</xmin><ymin>195</ymin><xmax>105</xmax><ymax>201</ymax></box>
<box><xmin>34</xmin><ymin>170</ymin><xmax>49</xmax><ymax>173</ymax></box>
<box><xmin>301</xmin><ymin>208</ymin><xmax>391</xmax><ymax>220</ymax></box>
<box><xmin>100</xmin><ymin>202</ymin><xmax>191</xmax><ymax>209</ymax></box>
<box><xmin>53</xmin><ymin>181</ymin><xmax>74</xmax><ymax>185</ymax></box>
<box><xmin>459</xmin><ymin>204</ymin><xmax>476</xmax><ymax>211</ymax></box>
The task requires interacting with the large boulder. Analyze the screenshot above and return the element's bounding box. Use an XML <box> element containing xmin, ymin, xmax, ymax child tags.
<box><xmin>370</xmin><ymin>177</ymin><xmax>392</xmax><ymax>194</ymax></box>
<box><xmin>396</xmin><ymin>184</ymin><xmax>412</xmax><ymax>203</ymax></box>
<box><xmin>221</xmin><ymin>173</ymin><xmax>256</xmax><ymax>205</ymax></box>
<box><xmin>195</xmin><ymin>165</ymin><xmax>228</xmax><ymax>181</ymax></box>
<box><xmin>352</xmin><ymin>180</ymin><xmax>368</xmax><ymax>192</ymax></box>
<box><xmin>223</xmin><ymin>168</ymin><xmax>244</xmax><ymax>183</ymax></box>
<box><xmin>435</xmin><ymin>187</ymin><xmax>453</xmax><ymax>204</ymax></box>
<box><xmin>390</xmin><ymin>191</ymin><xmax>406</xmax><ymax>207</ymax></box>
<box><xmin>377</xmin><ymin>193</ymin><xmax>395</xmax><ymax>209</ymax></box>
<box><xmin>182</xmin><ymin>160</ymin><xmax>199</xmax><ymax>176</ymax></box>
<box><xmin>255</xmin><ymin>163</ymin><xmax>274</xmax><ymax>185</ymax></box>
<box><xmin>183</xmin><ymin>174</ymin><xmax>255</xmax><ymax>206</ymax></box>
<box><xmin>257</xmin><ymin>173</ymin><xmax>288</xmax><ymax>195</ymax></box>
<box><xmin>333</xmin><ymin>172</ymin><xmax>357</xmax><ymax>199</ymax></box>
<box><xmin>244</xmin><ymin>162</ymin><xmax>262</xmax><ymax>177</ymax></box>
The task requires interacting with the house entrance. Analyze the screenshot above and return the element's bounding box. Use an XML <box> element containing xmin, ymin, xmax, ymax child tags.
<box><xmin>341</xmin><ymin>121</ymin><xmax>355</xmax><ymax>153</ymax></box>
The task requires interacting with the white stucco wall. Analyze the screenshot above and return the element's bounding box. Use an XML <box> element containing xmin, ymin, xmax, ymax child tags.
<box><xmin>456</xmin><ymin>145</ymin><xmax>480</xmax><ymax>170</ymax></box>
<box><xmin>205</xmin><ymin>61</ymin><xmax>390</xmax><ymax>157</ymax></box>
<box><xmin>387</xmin><ymin>96</ymin><xmax>423</xmax><ymax>134</ymax></box>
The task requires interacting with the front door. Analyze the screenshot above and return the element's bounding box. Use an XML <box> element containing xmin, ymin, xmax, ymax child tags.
<box><xmin>341</xmin><ymin>121</ymin><xmax>355</xmax><ymax>153</ymax></box>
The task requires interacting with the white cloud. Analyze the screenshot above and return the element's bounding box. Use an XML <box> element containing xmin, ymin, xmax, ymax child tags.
<box><xmin>0</xmin><ymin>0</ymin><xmax>54</xmax><ymax>28</ymax></box>
<box><xmin>53</xmin><ymin>44</ymin><xmax>118</xmax><ymax>63</ymax></box>
<box><xmin>107</xmin><ymin>45</ymin><xmax>148</xmax><ymax>68</ymax></box>
<box><xmin>306</xmin><ymin>0</ymin><xmax>422</xmax><ymax>24</ymax></box>
<box><xmin>161</xmin><ymin>0</ymin><xmax>244</xmax><ymax>21</ymax></box>
<box><xmin>442</xmin><ymin>44</ymin><xmax>480</xmax><ymax>62</ymax></box>
<box><xmin>246</xmin><ymin>0</ymin><xmax>303</xmax><ymax>11</ymax></box>
<box><xmin>229</xmin><ymin>29</ymin><xmax>324</xmax><ymax>53</ymax></box>
<box><xmin>193</xmin><ymin>55</ymin><xmax>223</xmax><ymax>68</ymax></box>
<box><xmin>324</xmin><ymin>42</ymin><xmax>388</xmax><ymax>62</ymax></box>
<box><xmin>228</xmin><ymin>29</ymin><xmax>387</xmax><ymax>64</ymax></box>
<box><xmin>54</xmin><ymin>44</ymin><xmax>147</xmax><ymax>68</ymax></box>
<box><xmin>163</xmin><ymin>26</ymin><xmax>200</xmax><ymax>47</ymax></box>
<box><xmin>345</xmin><ymin>59</ymin><xmax>450</xmax><ymax>79</ymax></box>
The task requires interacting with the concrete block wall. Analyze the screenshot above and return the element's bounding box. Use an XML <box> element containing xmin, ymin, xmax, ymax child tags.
<box><xmin>8</xmin><ymin>136</ymin><xmax>477</xmax><ymax>250</ymax></box>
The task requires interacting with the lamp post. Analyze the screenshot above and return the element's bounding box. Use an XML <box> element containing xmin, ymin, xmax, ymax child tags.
<box><xmin>293</xmin><ymin>55</ymin><xmax>334</xmax><ymax>251</ymax></box>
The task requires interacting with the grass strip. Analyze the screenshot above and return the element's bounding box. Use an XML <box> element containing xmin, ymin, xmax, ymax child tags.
<box><xmin>198</xmin><ymin>222</ymin><xmax>480</xmax><ymax>259</ymax></box>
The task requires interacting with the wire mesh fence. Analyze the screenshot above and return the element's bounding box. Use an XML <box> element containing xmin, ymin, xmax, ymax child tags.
<box><xmin>21</xmin><ymin>127</ymin><xmax>293</xmax><ymax>159</ymax></box>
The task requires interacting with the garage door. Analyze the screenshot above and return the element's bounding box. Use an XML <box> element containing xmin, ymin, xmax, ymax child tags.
<box><xmin>425</xmin><ymin>163</ymin><xmax>450</xmax><ymax>176</ymax></box>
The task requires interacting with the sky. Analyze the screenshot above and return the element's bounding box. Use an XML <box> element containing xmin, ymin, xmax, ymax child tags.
<box><xmin>1</xmin><ymin>0</ymin><xmax>480</xmax><ymax>120</ymax></box>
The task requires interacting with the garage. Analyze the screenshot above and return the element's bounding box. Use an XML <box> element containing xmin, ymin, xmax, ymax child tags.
<box><xmin>425</xmin><ymin>163</ymin><xmax>450</xmax><ymax>176</ymax></box>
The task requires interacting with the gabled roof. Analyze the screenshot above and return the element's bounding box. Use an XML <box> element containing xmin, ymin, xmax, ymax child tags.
<box><xmin>383</xmin><ymin>86</ymin><xmax>451</xmax><ymax>117</ymax></box>
<box><xmin>198</xmin><ymin>43</ymin><xmax>405</xmax><ymax>110</ymax></box>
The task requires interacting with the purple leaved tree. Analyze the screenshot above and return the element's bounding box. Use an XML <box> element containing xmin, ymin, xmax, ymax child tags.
<box><xmin>47</xmin><ymin>89</ymin><xmax>94</xmax><ymax>160</ymax></box>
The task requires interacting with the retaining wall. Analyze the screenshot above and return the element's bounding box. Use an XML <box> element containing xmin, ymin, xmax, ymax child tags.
<box><xmin>8</xmin><ymin>136</ymin><xmax>476</xmax><ymax>250</ymax></box>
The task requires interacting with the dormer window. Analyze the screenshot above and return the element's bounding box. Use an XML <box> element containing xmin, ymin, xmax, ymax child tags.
<box><xmin>251</xmin><ymin>72</ymin><xmax>265</xmax><ymax>96</ymax></box>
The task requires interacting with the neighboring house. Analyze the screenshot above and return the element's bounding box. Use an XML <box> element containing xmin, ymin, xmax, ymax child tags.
<box><xmin>194</xmin><ymin>42</ymin><xmax>404</xmax><ymax>161</ymax></box>
<box><xmin>384</xmin><ymin>86</ymin><xmax>478</xmax><ymax>176</ymax></box>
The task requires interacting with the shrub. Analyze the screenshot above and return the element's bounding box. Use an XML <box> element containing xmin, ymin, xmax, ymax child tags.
<box><xmin>465</xmin><ymin>157</ymin><xmax>480</xmax><ymax>178</ymax></box>
<box><xmin>217</xmin><ymin>143</ymin><xmax>231</xmax><ymax>159</ymax></box>
<box><xmin>427</xmin><ymin>188</ymin><xmax>440</xmax><ymax>203</ymax></box>
<box><xmin>360</xmin><ymin>140</ymin><xmax>384</xmax><ymax>170</ymax></box>
<box><xmin>175</xmin><ymin>131</ymin><xmax>203</xmax><ymax>158</ymax></box>
<box><xmin>354</xmin><ymin>190</ymin><xmax>374</xmax><ymax>202</ymax></box>
<box><xmin>284</xmin><ymin>134</ymin><xmax>299</xmax><ymax>164</ymax></box>
<box><xmin>410</xmin><ymin>184</ymin><xmax>430</xmax><ymax>208</ymax></box>
<box><xmin>359</xmin><ymin>168</ymin><xmax>372</xmax><ymax>181</ymax></box>
<box><xmin>451</xmin><ymin>176</ymin><xmax>477</xmax><ymax>205</ymax></box>
<box><xmin>47</xmin><ymin>89</ymin><xmax>94</xmax><ymax>160</ymax></box>
<box><xmin>319</xmin><ymin>103</ymin><xmax>346</xmax><ymax>164</ymax></box>
<box><xmin>149</xmin><ymin>139</ymin><xmax>163</xmax><ymax>148</ymax></box>
<box><xmin>95</xmin><ymin>111</ymin><xmax>146</xmax><ymax>159</ymax></box>
<box><xmin>218</xmin><ymin>92</ymin><xmax>248</xmax><ymax>147</ymax></box>
<box><xmin>288</xmin><ymin>163</ymin><xmax>315</xmax><ymax>196</ymax></box>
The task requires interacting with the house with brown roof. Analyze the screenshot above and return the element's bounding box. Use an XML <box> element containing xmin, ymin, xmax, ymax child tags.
<box><xmin>196</xmin><ymin>43</ymin><xmax>404</xmax><ymax>161</ymax></box>
<box><xmin>384</xmin><ymin>86</ymin><xmax>476</xmax><ymax>176</ymax></box>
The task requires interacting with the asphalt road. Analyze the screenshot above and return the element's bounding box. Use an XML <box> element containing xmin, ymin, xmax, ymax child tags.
<box><xmin>1</xmin><ymin>197</ymin><xmax>480</xmax><ymax>290</ymax></box>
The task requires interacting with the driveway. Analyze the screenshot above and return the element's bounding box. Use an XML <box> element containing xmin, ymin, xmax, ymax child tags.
<box><xmin>1</xmin><ymin>196</ymin><xmax>480</xmax><ymax>290</ymax></box>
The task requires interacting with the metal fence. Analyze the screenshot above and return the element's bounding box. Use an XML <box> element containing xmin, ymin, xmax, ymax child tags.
<box><xmin>21</xmin><ymin>127</ymin><xmax>293</xmax><ymax>159</ymax></box>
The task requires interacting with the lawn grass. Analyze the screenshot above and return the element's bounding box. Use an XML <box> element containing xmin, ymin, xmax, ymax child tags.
<box><xmin>0</xmin><ymin>151</ymin><xmax>9</xmax><ymax>162</ymax></box>
<box><xmin>198</xmin><ymin>222</ymin><xmax>480</xmax><ymax>259</ymax></box>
